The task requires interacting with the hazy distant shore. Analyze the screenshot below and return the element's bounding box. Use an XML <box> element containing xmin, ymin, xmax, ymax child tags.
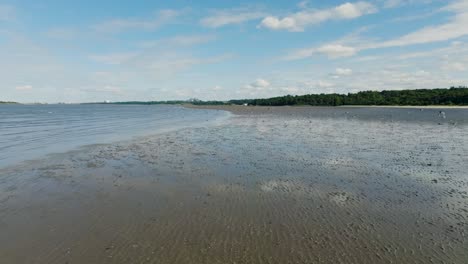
<box><xmin>83</xmin><ymin>87</ymin><xmax>468</xmax><ymax>107</ymax></box>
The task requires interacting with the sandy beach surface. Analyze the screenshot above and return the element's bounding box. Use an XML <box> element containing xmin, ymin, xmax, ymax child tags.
<box><xmin>1</xmin><ymin>106</ymin><xmax>467</xmax><ymax>263</ymax></box>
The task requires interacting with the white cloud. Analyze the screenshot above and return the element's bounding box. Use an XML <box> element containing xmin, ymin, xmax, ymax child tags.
<box><xmin>4</xmin><ymin>1</ymin><xmax>467</xmax><ymax>102</ymax></box>
<box><xmin>285</xmin><ymin>1</ymin><xmax>468</xmax><ymax>60</ymax></box>
<box><xmin>382</xmin><ymin>0</ymin><xmax>433</xmax><ymax>9</ymax></box>
<box><xmin>390</xmin><ymin>9</ymin><xmax>440</xmax><ymax>23</ymax></box>
<box><xmin>252</xmin><ymin>78</ymin><xmax>271</xmax><ymax>88</ymax></box>
<box><xmin>282</xmin><ymin>86</ymin><xmax>300</xmax><ymax>93</ymax></box>
<box><xmin>363</xmin><ymin>0</ymin><xmax>468</xmax><ymax>49</ymax></box>
<box><xmin>284</xmin><ymin>47</ymin><xmax>315</xmax><ymax>60</ymax></box>
<box><xmin>415</xmin><ymin>70</ymin><xmax>430</xmax><ymax>76</ymax></box>
<box><xmin>95</xmin><ymin>52</ymin><xmax>233</xmax><ymax>83</ymax></box>
<box><xmin>161</xmin><ymin>35</ymin><xmax>215</xmax><ymax>46</ymax></box>
<box><xmin>259</xmin><ymin>2</ymin><xmax>377</xmax><ymax>32</ymax></box>
<box><xmin>15</xmin><ymin>85</ymin><xmax>33</xmax><ymax>91</ymax></box>
<box><xmin>442</xmin><ymin>62</ymin><xmax>466</xmax><ymax>72</ymax></box>
<box><xmin>335</xmin><ymin>2</ymin><xmax>377</xmax><ymax>18</ymax></box>
<box><xmin>394</xmin><ymin>40</ymin><xmax>468</xmax><ymax>60</ymax></box>
<box><xmin>383</xmin><ymin>0</ymin><xmax>406</xmax><ymax>8</ymax></box>
<box><xmin>317</xmin><ymin>80</ymin><xmax>334</xmax><ymax>88</ymax></box>
<box><xmin>81</xmin><ymin>86</ymin><xmax>124</xmax><ymax>95</ymax></box>
<box><xmin>260</xmin><ymin>16</ymin><xmax>299</xmax><ymax>31</ymax></box>
<box><xmin>139</xmin><ymin>35</ymin><xmax>216</xmax><ymax>48</ymax></box>
<box><xmin>317</xmin><ymin>44</ymin><xmax>357</xmax><ymax>58</ymax></box>
<box><xmin>100</xmin><ymin>86</ymin><xmax>123</xmax><ymax>94</ymax></box>
<box><xmin>143</xmin><ymin>54</ymin><xmax>231</xmax><ymax>76</ymax></box>
<box><xmin>297</xmin><ymin>1</ymin><xmax>309</xmax><ymax>9</ymax></box>
<box><xmin>336</xmin><ymin>68</ymin><xmax>353</xmax><ymax>75</ymax></box>
<box><xmin>244</xmin><ymin>78</ymin><xmax>271</xmax><ymax>89</ymax></box>
<box><xmin>0</xmin><ymin>31</ymin><xmax>236</xmax><ymax>103</ymax></box>
<box><xmin>201</xmin><ymin>9</ymin><xmax>266</xmax><ymax>28</ymax></box>
<box><xmin>94</xmin><ymin>9</ymin><xmax>181</xmax><ymax>33</ymax></box>
<box><xmin>285</xmin><ymin>44</ymin><xmax>357</xmax><ymax>60</ymax></box>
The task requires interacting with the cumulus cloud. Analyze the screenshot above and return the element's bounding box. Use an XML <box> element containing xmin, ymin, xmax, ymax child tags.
<box><xmin>15</xmin><ymin>85</ymin><xmax>33</xmax><ymax>91</ymax></box>
<box><xmin>336</xmin><ymin>68</ymin><xmax>353</xmax><ymax>75</ymax></box>
<box><xmin>94</xmin><ymin>9</ymin><xmax>181</xmax><ymax>33</ymax></box>
<box><xmin>259</xmin><ymin>2</ymin><xmax>377</xmax><ymax>32</ymax></box>
<box><xmin>201</xmin><ymin>9</ymin><xmax>266</xmax><ymax>28</ymax></box>
<box><xmin>251</xmin><ymin>78</ymin><xmax>270</xmax><ymax>88</ymax></box>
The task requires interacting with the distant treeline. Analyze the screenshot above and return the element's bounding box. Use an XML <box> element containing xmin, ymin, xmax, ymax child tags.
<box><xmin>98</xmin><ymin>87</ymin><xmax>468</xmax><ymax>106</ymax></box>
<box><xmin>0</xmin><ymin>101</ymin><xmax>17</xmax><ymax>104</ymax></box>
<box><xmin>229</xmin><ymin>87</ymin><xmax>468</xmax><ymax>106</ymax></box>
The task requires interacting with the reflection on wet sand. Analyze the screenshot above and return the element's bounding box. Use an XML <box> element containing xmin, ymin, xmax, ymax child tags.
<box><xmin>1</xmin><ymin>107</ymin><xmax>467</xmax><ymax>263</ymax></box>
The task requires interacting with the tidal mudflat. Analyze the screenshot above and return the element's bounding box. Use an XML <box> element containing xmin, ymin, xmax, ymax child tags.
<box><xmin>1</xmin><ymin>106</ymin><xmax>467</xmax><ymax>263</ymax></box>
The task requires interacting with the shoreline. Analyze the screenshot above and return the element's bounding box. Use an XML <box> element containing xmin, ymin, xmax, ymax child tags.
<box><xmin>338</xmin><ymin>105</ymin><xmax>468</xmax><ymax>108</ymax></box>
<box><xmin>0</xmin><ymin>104</ymin><xmax>231</xmax><ymax>170</ymax></box>
<box><xmin>185</xmin><ymin>104</ymin><xmax>468</xmax><ymax>111</ymax></box>
<box><xmin>184</xmin><ymin>104</ymin><xmax>468</xmax><ymax>124</ymax></box>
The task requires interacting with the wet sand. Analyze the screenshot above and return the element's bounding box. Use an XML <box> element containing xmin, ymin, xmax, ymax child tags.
<box><xmin>1</xmin><ymin>106</ymin><xmax>467</xmax><ymax>263</ymax></box>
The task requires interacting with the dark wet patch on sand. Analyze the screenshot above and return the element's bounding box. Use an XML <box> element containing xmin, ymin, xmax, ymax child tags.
<box><xmin>0</xmin><ymin>107</ymin><xmax>467</xmax><ymax>263</ymax></box>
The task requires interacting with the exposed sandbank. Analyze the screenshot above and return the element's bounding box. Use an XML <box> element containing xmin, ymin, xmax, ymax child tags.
<box><xmin>186</xmin><ymin>104</ymin><xmax>468</xmax><ymax>124</ymax></box>
<box><xmin>1</xmin><ymin>107</ymin><xmax>467</xmax><ymax>263</ymax></box>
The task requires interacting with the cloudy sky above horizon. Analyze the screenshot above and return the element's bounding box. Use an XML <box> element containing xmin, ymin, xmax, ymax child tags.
<box><xmin>1</xmin><ymin>0</ymin><xmax>468</xmax><ymax>103</ymax></box>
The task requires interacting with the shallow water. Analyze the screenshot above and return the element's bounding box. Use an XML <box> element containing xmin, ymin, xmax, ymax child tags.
<box><xmin>0</xmin><ymin>107</ymin><xmax>467</xmax><ymax>263</ymax></box>
<box><xmin>0</xmin><ymin>104</ymin><xmax>228</xmax><ymax>167</ymax></box>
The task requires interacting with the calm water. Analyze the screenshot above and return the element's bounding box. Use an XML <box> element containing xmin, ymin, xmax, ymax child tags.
<box><xmin>0</xmin><ymin>104</ymin><xmax>229</xmax><ymax>168</ymax></box>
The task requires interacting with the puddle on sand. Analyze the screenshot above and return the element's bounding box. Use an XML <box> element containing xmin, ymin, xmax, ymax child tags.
<box><xmin>0</xmin><ymin>108</ymin><xmax>467</xmax><ymax>263</ymax></box>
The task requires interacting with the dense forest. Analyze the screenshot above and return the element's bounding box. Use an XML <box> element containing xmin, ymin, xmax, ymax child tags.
<box><xmin>100</xmin><ymin>87</ymin><xmax>468</xmax><ymax>106</ymax></box>
<box><xmin>229</xmin><ymin>87</ymin><xmax>468</xmax><ymax>106</ymax></box>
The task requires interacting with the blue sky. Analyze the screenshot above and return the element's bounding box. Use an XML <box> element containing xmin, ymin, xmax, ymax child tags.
<box><xmin>1</xmin><ymin>0</ymin><xmax>468</xmax><ymax>103</ymax></box>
